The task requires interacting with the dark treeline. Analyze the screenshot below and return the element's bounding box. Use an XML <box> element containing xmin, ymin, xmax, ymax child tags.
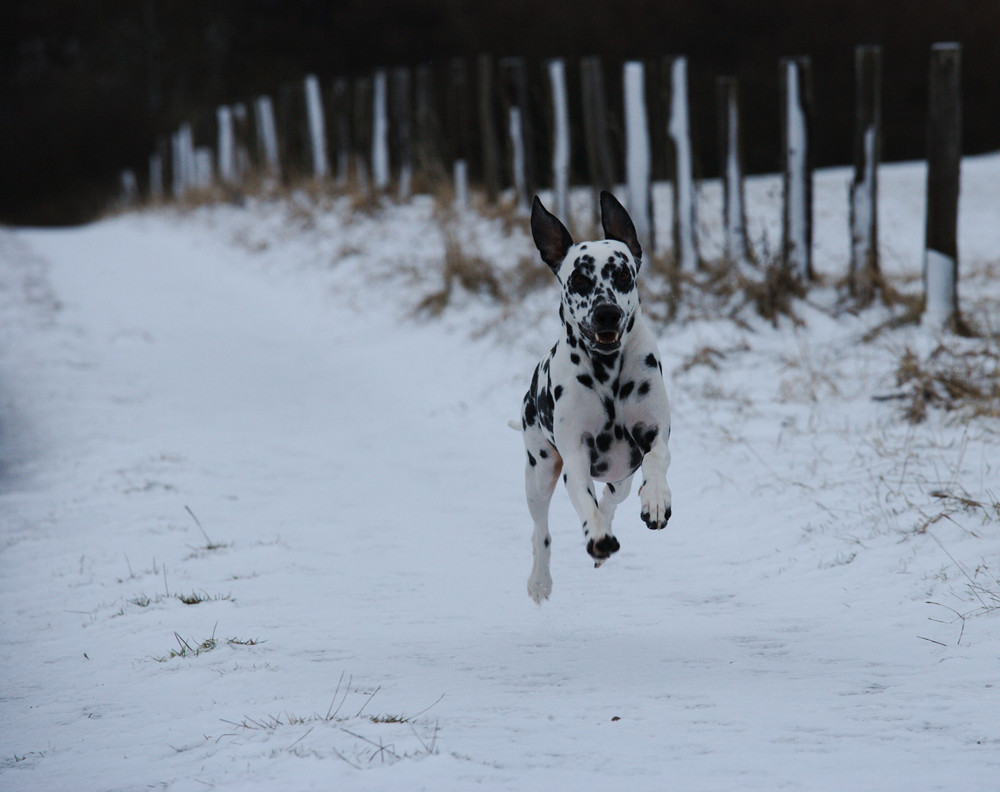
<box><xmin>3</xmin><ymin>0</ymin><xmax>998</xmax><ymax>225</ymax></box>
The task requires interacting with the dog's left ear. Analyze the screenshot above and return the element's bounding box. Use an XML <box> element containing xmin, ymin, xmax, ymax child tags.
<box><xmin>531</xmin><ymin>196</ymin><xmax>574</xmax><ymax>273</ymax></box>
<box><xmin>600</xmin><ymin>191</ymin><xmax>642</xmax><ymax>266</ymax></box>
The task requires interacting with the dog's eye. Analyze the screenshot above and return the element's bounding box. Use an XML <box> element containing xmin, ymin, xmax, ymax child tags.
<box><xmin>613</xmin><ymin>268</ymin><xmax>634</xmax><ymax>291</ymax></box>
<box><xmin>568</xmin><ymin>272</ymin><xmax>593</xmax><ymax>294</ymax></box>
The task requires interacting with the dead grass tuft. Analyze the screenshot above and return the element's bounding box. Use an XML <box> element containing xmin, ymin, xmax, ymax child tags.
<box><xmin>893</xmin><ymin>343</ymin><xmax>1000</xmax><ymax>423</ymax></box>
<box><xmin>415</xmin><ymin>233</ymin><xmax>505</xmax><ymax>316</ymax></box>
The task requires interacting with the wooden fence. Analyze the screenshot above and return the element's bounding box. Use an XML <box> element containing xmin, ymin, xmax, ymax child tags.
<box><xmin>137</xmin><ymin>45</ymin><xmax>965</xmax><ymax>330</ymax></box>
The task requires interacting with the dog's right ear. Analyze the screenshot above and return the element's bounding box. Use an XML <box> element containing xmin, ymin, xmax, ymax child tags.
<box><xmin>531</xmin><ymin>195</ymin><xmax>573</xmax><ymax>273</ymax></box>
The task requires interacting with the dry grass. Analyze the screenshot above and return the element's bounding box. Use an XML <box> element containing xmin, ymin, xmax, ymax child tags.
<box><xmin>893</xmin><ymin>342</ymin><xmax>1000</xmax><ymax>423</ymax></box>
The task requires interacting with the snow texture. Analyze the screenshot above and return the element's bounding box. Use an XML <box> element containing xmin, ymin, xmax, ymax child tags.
<box><xmin>669</xmin><ymin>57</ymin><xmax>698</xmax><ymax>271</ymax></box>
<box><xmin>923</xmin><ymin>249</ymin><xmax>956</xmax><ymax>329</ymax></box>
<box><xmin>2</xmin><ymin>155</ymin><xmax>1000</xmax><ymax>791</ymax></box>
<box><xmin>623</xmin><ymin>61</ymin><xmax>653</xmax><ymax>255</ymax></box>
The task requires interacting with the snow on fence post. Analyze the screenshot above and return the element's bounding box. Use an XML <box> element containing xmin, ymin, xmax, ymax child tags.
<box><xmin>716</xmin><ymin>76</ymin><xmax>750</xmax><ymax>269</ymax></box>
<box><xmin>254</xmin><ymin>95</ymin><xmax>281</xmax><ymax>182</ymax></box>
<box><xmin>548</xmin><ymin>57</ymin><xmax>571</xmax><ymax>223</ymax></box>
<box><xmin>217</xmin><ymin>105</ymin><xmax>236</xmax><ymax>184</ymax></box>
<box><xmin>780</xmin><ymin>56</ymin><xmax>814</xmax><ymax>281</ymax></box>
<box><xmin>231</xmin><ymin>103</ymin><xmax>250</xmax><ymax>182</ymax></box>
<box><xmin>849</xmin><ymin>45</ymin><xmax>882</xmax><ymax>302</ymax></box>
<box><xmin>580</xmin><ymin>56</ymin><xmax>616</xmax><ymax>223</ymax></box>
<box><xmin>666</xmin><ymin>56</ymin><xmax>698</xmax><ymax>271</ymax></box>
<box><xmin>304</xmin><ymin>74</ymin><xmax>329</xmax><ymax>180</ymax></box>
<box><xmin>372</xmin><ymin>70</ymin><xmax>390</xmax><ymax>191</ymax></box>
<box><xmin>352</xmin><ymin>76</ymin><xmax>373</xmax><ymax>197</ymax></box>
<box><xmin>477</xmin><ymin>55</ymin><xmax>501</xmax><ymax>204</ymax></box>
<box><xmin>391</xmin><ymin>67</ymin><xmax>414</xmax><ymax>200</ymax></box>
<box><xmin>194</xmin><ymin>146</ymin><xmax>214</xmax><ymax>188</ymax></box>
<box><xmin>172</xmin><ymin>123</ymin><xmax>197</xmax><ymax>197</ymax></box>
<box><xmin>508</xmin><ymin>106</ymin><xmax>529</xmax><ymax>215</ymax></box>
<box><xmin>623</xmin><ymin>60</ymin><xmax>654</xmax><ymax>257</ymax></box>
<box><xmin>923</xmin><ymin>42</ymin><xmax>962</xmax><ymax>331</ymax></box>
<box><xmin>119</xmin><ymin>170</ymin><xmax>138</xmax><ymax>207</ymax></box>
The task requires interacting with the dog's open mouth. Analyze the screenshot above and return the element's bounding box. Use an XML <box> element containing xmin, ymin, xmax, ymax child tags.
<box><xmin>595</xmin><ymin>330</ymin><xmax>621</xmax><ymax>347</ymax></box>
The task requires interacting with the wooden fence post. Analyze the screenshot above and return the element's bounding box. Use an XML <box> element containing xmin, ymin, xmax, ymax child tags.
<box><xmin>665</xmin><ymin>56</ymin><xmax>698</xmax><ymax>271</ymax></box>
<box><xmin>254</xmin><ymin>95</ymin><xmax>281</xmax><ymax>183</ymax></box>
<box><xmin>923</xmin><ymin>42</ymin><xmax>962</xmax><ymax>330</ymax></box>
<box><xmin>477</xmin><ymin>55</ymin><xmax>501</xmax><ymax>203</ymax></box>
<box><xmin>716</xmin><ymin>76</ymin><xmax>750</xmax><ymax>269</ymax></box>
<box><xmin>500</xmin><ymin>57</ymin><xmax>538</xmax><ymax>203</ymax></box>
<box><xmin>329</xmin><ymin>78</ymin><xmax>351</xmax><ymax>188</ymax></box>
<box><xmin>414</xmin><ymin>65</ymin><xmax>445</xmax><ymax>189</ymax></box>
<box><xmin>547</xmin><ymin>57</ymin><xmax>571</xmax><ymax>221</ymax></box>
<box><xmin>391</xmin><ymin>67</ymin><xmax>413</xmax><ymax>199</ymax></box>
<box><xmin>780</xmin><ymin>56</ymin><xmax>814</xmax><ymax>280</ymax></box>
<box><xmin>353</xmin><ymin>76</ymin><xmax>373</xmax><ymax>196</ymax></box>
<box><xmin>448</xmin><ymin>58</ymin><xmax>473</xmax><ymax>207</ymax></box>
<box><xmin>850</xmin><ymin>45</ymin><xmax>882</xmax><ymax>302</ymax></box>
<box><xmin>372</xmin><ymin>70</ymin><xmax>390</xmax><ymax>191</ymax></box>
<box><xmin>216</xmin><ymin>105</ymin><xmax>236</xmax><ymax>184</ymax></box>
<box><xmin>580</xmin><ymin>56</ymin><xmax>616</xmax><ymax>224</ymax></box>
<box><xmin>623</xmin><ymin>60</ymin><xmax>654</xmax><ymax>257</ymax></box>
<box><xmin>304</xmin><ymin>74</ymin><xmax>329</xmax><ymax>180</ymax></box>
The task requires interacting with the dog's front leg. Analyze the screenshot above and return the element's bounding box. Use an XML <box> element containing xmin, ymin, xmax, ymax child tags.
<box><xmin>561</xmin><ymin>453</ymin><xmax>620</xmax><ymax>566</ymax></box>
<box><xmin>638</xmin><ymin>435</ymin><xmax>673</xmax><ymax>530</ymax></box>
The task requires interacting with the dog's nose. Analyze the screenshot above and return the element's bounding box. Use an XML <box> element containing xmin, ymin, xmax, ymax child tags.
<box><xmin>592</xmin><ymin>303</ymin><xmax>623</xmax><ymax>330</ymax></box>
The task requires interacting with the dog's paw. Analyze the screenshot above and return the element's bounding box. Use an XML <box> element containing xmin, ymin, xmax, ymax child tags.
<box><xmin>587</xmin><ymin>533</ymin><xmax>620</xmax><ymax>567</ymax></box>
<box><xmin>639</xmin><ymin>479</ymin><xmax>672</xmax><ymax>530</ymax></box>
<box><xmin>527</xmin><ymin>568</ymin><xmax>553</xmax><ymax>604</ymax></box>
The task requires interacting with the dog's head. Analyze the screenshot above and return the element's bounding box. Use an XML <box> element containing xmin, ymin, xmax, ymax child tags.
<box><xmin>531</xmin><ymin>191</ymin><xmax>642</xmax><ymax>353</ymax></box>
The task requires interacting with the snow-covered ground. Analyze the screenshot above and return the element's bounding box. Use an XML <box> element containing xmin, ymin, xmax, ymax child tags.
<box><xmin>2</xmin><ymin>155</ymin><xmax>999</xmax><ymax>791</ymax></box>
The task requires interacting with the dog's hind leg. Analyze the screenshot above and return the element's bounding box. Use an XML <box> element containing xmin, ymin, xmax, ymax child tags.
<box><xmin>524</xmin><ymin>439</ymin><xmax>562</xmax><ymax>603</ymax></box>
<box><xmin>598</xmin><ymin>475</ymin><xmax>633</xmax><ymax>530</ymax></box>
<box><xmin>560</xmin><ymin>452</ymin><xmax>621</xmax><ymax>567</ymax></box>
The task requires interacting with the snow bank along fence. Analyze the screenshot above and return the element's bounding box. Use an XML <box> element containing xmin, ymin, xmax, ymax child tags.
<box><xmin>140</xmin><ymin>44</ymin><xmax>966</xmax><ymax>330</ymax></box>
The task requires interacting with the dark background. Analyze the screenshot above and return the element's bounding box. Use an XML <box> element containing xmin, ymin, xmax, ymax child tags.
<box><xmin>2</xmin><ymin>0</ymin><xmax>998</xmax><ymax>226</ymax></box>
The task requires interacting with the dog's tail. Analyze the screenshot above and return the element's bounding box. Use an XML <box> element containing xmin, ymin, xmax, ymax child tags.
<box><xmin>507</xmin><ymin>419</ymin><xmax>522</xmax><ymax>432</ymax></box>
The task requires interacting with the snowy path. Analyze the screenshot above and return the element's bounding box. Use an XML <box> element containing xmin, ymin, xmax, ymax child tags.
<box><xmin>1</xmin><ymin>201</ymin><xmax>998</xmax><ymax>790</ymax></box>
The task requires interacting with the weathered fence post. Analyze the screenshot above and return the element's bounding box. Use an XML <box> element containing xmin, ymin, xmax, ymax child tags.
<box><xmin>391</xmin><ymin>67</ymin><xmax>413</xmax><ymax>199</ymax></box>
<box><xmin>149</xmin><ymin>138</ymin><xmax>166</xmax><ymax>200</ymax></box>
<box><xmin>500</xmin><ymin>57</ymin><xmax>538</xmax><ymax>204</ymax></box>
<box><xmin>217</xmin><ymin>105</ymin><xmax>236</xmax><ymax>184</ymax></box>
<box><xmin>330</xmin><ymin>78</ymin><xmax>351</xmax><ymax>188</ymax></box>
<box><xmin>172</xmin><ymin>122</ymin><xmax>196</xmax><ymax>197</ymax></box>
<box><xmin>414</xmin><ymin>65</ymin><xmax>445</xmax><ymax>189</ymax></box>
<box><xmin>850</xmin><ymin>45</ymin><xmax>882</xmax><ymax>302</ymax></box>
<box><xmin>352</xmin><ymin>76</ymin><xmax>373</xmax><ymax>196</ymax></box>
<box><xmin>448</xmin><ymin>58</ymin><xmax>473</xmax><ymax>208</ymax></box>
<box><xmin>780</xmin><ymin>56</ymin><xmax>814</xmax><ymax>280</ymax></box>
<box><xmin>372</xmin><ymin>70</ymin><xmax>390</xmax><ymax>191</ymax></box>
<box><xmin>304</xmin><ymin>75</ymin><xmax>329</xmax><ymax>180</ymax></box>
<box><xmin>580</xmin><ymin>56</ymin><xmax>616</xmax><ymax>224</ymax></box>
<box><xmin>477</xmin><ymin>55</ymin><xmax>501</xmax><ymax>203</ymax></box>
<box><xmin>623</xmin><ymin>61</ymin><xmax>654</xmax><ymax>256</ymax></box>
<box><xmin>547</xmin><ymin>57</ymin><xmax>571</xmax><ymax>222</ymax></box>
<box><xmin>508</xmin><ymin>106</ymin><xmax>529</xmax><ymax>214</ymax></box>
<box><xmin>231</xmin><ymin>103</ymin><xmax>250</xmax><ymax>182</ymax></box>
<box><xmin>254</xmin><ymin>95</ymin><xmax>281</xmax><ymax>182</ymax></box>
<box><xmin>923</xmin><ymin>43</ymin><xmax>962</xmax><ymax>331</ymax></box>
<box><xmin>716</xmin><ymin>76</ymin><xmax>750</xmax><ymax>269</ymax></box>
<box><xmin>665</xmin><ymin>56</ymin><xmax>698</xmax><ymax>271</ymax></box>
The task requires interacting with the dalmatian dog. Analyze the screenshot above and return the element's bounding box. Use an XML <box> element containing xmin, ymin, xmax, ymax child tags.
<box><xmin>518</xmin><ymin>191</ymin><xmax>672</xmax><ymax>603</ymax></box>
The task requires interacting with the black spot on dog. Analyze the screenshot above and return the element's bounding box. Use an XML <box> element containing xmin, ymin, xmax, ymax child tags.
<box><xmin>626</xmin><ymin>314</ymin><xmax>635</xmax><ymax>332</ymax></box>
<box><xmin>577</xmin><ymin>373</ymin><xmax>594</xmax><ymax>389</ymax></box>
<box><xmin>539</xmin><ymin>448</ymin><xmax>548</xmax><ymax>459</ymax></box>
<box><xmin>603</xmin><ymin>397</ymin><xmax>616</xmax><ymax>421</ymax></box>
<box><xmin>523</xmin><ymin>394</ymin><xmax>537</xmax><ymax>427</ymax></box>
<box><xmin>592</xmin><ymin>460</ymin><xmax>609</xmax><ymax>476</ymax></box>
<box><xmin>637</xmin><ymin>380</ymin><xmax>651</xmax><ymax>397</ymax></box>
<box><xmin>618</xmin><ymin>380</ymin><xmax>635</xmax><ymax>400</ymax></box>
<box><xmin>596</xmin><ymin>432</ymin><xmax>612</xmax><ymax>452</ymax></box>
<box><xmin>544</xmin><ymin>536</ymin><xmax>551</xmax><ymax>547</ymax></box>
<box><xmin>629</xmin><ymin>445</ymin><xmax>644</xmax><ymax>470</ymax></box>
<box><xmin>527</xmin><ymin>451</ymin><xmax>537</xmax><ymax>467</ymax></box>
<box><xmin>645</xmin><ymin>353</ymin><xmax>658</xmax><ymax>368</ymax></box>
<box><xmin>608</xmin><ymin>483</ymin><xmax>616</xmax><ymax>494</ymax></box>
<box><xmin>570</xmin><ymin>352</ymin><xmax>580</xmax><ymax>365</ymax></box>
<box><xmin>614</xmin><ymin>424</ymin><xmax>624</xmax><ymax>440</ymax></box>
<box><xmin>553</xmin><ymin>385</ymin><xmax>563</xmax><ymax>401</ymax></box>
